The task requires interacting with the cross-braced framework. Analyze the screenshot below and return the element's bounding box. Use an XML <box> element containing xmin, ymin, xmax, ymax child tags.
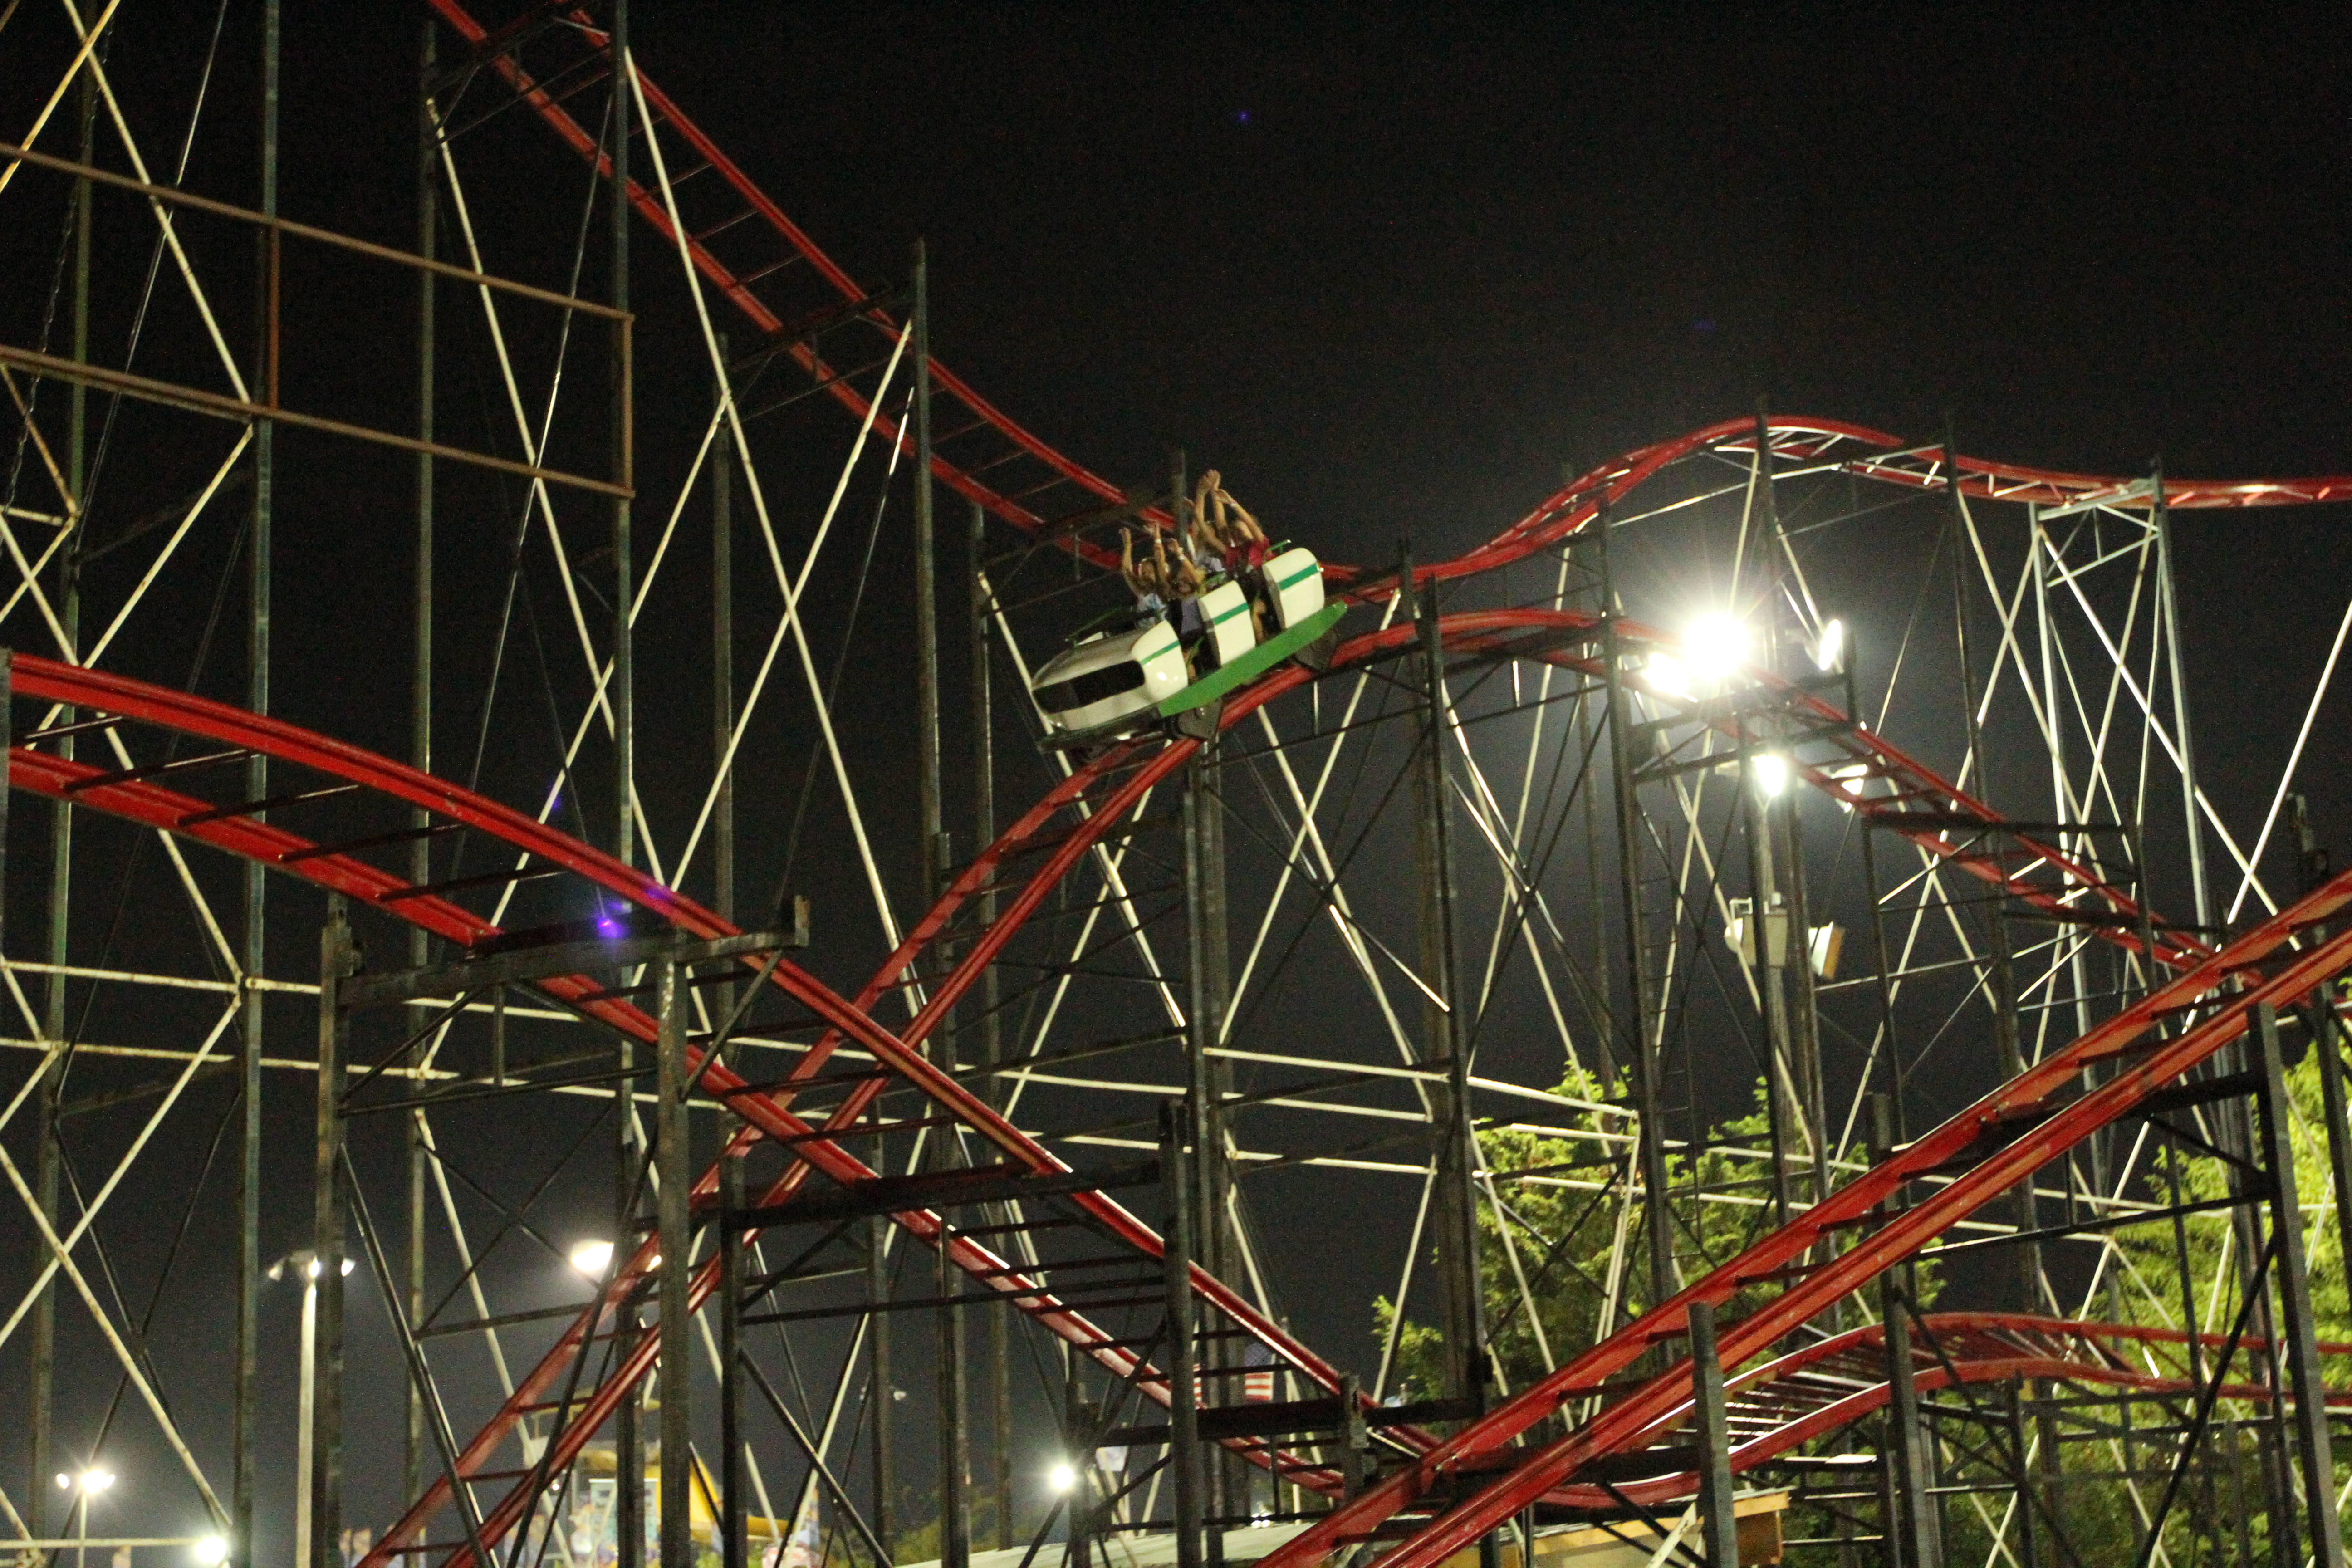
<box><xmin>6</xmin><ymin>9</ymin><xmax>2352</xmax><ymax>1568</ymax></box>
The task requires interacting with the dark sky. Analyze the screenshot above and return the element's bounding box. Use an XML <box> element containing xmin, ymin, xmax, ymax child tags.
<box><xmin>6</xmin><ymin>0</ymin><xmax>2352</xmax><ymax>1557</ymax></box>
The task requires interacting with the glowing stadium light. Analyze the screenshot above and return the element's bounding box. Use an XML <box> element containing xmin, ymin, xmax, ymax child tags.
<box><xmin>1683</xmin><ymin>613</ymin><xmax>1750</xmax><ymax>681</ymax></box>
<box><xmin>569</xmin><ymin>1239</ymin><xmax>615</xmax><ymax>1277</ymax></box>
<box><xmin>1812</xmin><ymin>617</ymin><xmax>1846</xmax><ymax>671</ymax></box>
<box><xmin>1047</xmin><ymin>1462</ymin><xmax>1078</xmax><ymax>1494</ymax></box>
<box><xmin>193</xmin><ymin>1538</ymin><xmax>229</xmax><ymax>1566</ymax></box>
<box><xmin>1750</xmin><ymin>753</ymin><xmax>1791</xmax><ymax>797</ymax></box>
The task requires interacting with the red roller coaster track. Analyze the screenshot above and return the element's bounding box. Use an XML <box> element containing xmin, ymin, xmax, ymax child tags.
<box><xmin>11</xmin><ymin>568</ymin><xmax>2343</xmax><ymax>1566</ymax></box>
<box><xmin>421</xmin><ymin>1</ymin><xmax>2352</xmax><ymax>590</ymax></box>
<box><xmin>16</xmin><ymin>6</ymin><xmax>2352</xmax><ymax>1562</ymax></box>
<box><xmin>1562</xmin><ymin>1313</ymin><xmax>2352</xmax><ymax>1513</ymax></box>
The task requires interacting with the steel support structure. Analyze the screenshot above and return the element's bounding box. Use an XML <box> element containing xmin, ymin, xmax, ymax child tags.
<box><xmin>16</xmin><ymin>19</ymin><xmax>2352</xmax><ymax>1568</ymax></box>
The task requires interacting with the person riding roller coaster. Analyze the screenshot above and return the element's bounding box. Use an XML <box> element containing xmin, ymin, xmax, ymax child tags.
<box><xmin>1032</xmin><ymin>472</ymin><xmax>1340</xmax><ymax>749</ymax></box>
<box><xmin>1115</xmin><ymin>472</ymin><xmax>1278</xmax><ymax>661</ymax></box>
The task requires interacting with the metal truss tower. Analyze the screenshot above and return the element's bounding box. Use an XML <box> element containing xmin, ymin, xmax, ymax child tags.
<box><xmin>4</xmin><ymin>10</ymin><xmax>2352</xmax><ymax>1568</ymax></box>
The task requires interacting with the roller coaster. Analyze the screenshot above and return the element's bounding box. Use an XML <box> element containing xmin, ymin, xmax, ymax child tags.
<box><xmin>4</xmin><ymin>7</ymin><xmax>2352</xmax><ymax>1568</ymax></box>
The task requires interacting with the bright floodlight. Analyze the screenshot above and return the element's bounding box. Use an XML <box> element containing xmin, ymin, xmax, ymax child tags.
<box><xmin>1683</xmin><ymin>613</ymin><xmax>1750</xmax><ymax>680</ymax></box>
<box><xmin>1047</xmin><ymin>1461</ymin><xmax>1078</xmax><ymax>1494</ymax></box>
<box><xmin>1750</xmin><ymin>753</ymin><xmax>1791</xmax><ymax>797</ymax></box>
<box><xmin>1812</xmin><ymin>617</ymin><xmax>1846</xmax><ymax>671</ymax></box>
<box><xmin>194</xmin><ymin>1537</ymin><xmax>229</xmax><ymax>1566</ymax></box>
<box><xmin>569</xmin><ymin>1240</ymin><xmax>615</xmax><ymax>1277</ymax></box>
<box><xmin>55</xmin><ymin>1474</ymin><xmax>70</xmax><ymax>1490</ymax></box>
<box><xmin>1644</xmin><ymin>653</ymin><xmax>1691</xmax><ymax>701</ymax></box>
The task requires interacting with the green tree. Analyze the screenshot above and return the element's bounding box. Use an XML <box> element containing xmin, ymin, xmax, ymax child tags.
<box><xmin>1378</xmin><ymin>1068</ymin><xmax>1824</xmax><ymax>1403</ymax></box>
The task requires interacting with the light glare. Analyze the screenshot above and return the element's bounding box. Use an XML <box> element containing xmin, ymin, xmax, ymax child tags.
<box><xmin>1750</xmin><ymin>753</ymin><xmax>1791</xmax><ymax>797</ymax></box>
<box><xmin>1813</xmin><ymin>617</ymin><xmax>1846</xmax><ymax>671</ymax></box>
<box><xmin>1644</xmin><ymin>653</ymin><xmax>1691</xmax><ymax>701</ymax></box>
<box><xmin>1047</xmin><ymin>1462</ymin><xmax>1077</xmax><ymax>1494</ymax></box>
<box><xmin>194</xmin><ymin>1537</ymin><xmax>229</xmax><ymax>1566</ymax></box>
<box><xmin>569</xmin><ymin>1240</ymin><xmax>615</xmax><ymax>1277</ymax></box>
<box><xmin>1683</xmin><ymin>613</ymin><xmax>1750</xmax><ymax>679</ymax></box>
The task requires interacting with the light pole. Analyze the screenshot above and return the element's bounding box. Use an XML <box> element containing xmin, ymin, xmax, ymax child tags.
<box><xmin>271</xmin><ymin>1249</ymin><xmax>351</xmax><ymax>1568</ymax></box>
<box><xmin>55</xmin><ymin>1466</ymin><xmax>117</xmax><ymax>1568</ymax></box>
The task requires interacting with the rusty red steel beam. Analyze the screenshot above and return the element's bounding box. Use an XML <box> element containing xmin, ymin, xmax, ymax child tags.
<box><xmin>2</xmin><ymin>589</ymin><xmax>2218</xmax><ymax>1563</ymax></box>
<box><xmin>1256</xmin><ymin>860</ymin><xmax>2352</xmax><ymax>1568</ymax></box>
<box><xmin>421</xmin><ymin>0</ymin><xmax>1137</xmax><ymax>569</ymax></box>
<box><xmin>422</xmin><ymin>4</ymin><xmax>2352</xmax><ymax>591</ymax></box>
<box><xmin>1579</xmin><ymin>1312</ymin><xmax>2352</xmax><ymax>1510</ymax></box>
<box><xmin>0</xmin><ymin>657</ymin><xmax>1351</xmax><ymax>1567</ymax></box>
<box><xmin>344</xmin><ymin>598</ymin><xmax>2208</xmax><ymax>1555</ymax></box>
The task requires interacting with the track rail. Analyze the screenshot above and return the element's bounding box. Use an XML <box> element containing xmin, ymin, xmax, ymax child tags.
<box><xmin>422</xmin><ymin>3</ymin><xmax>2352</xmax><ymax>588</ymax></box>
<box><xmin>1587</xmin><ymin>1313</ymin><xmax>2352</xmax><ymax>1511</ymax></box>
<box><xmin>0</xmin><ymin>657</ymin><xmax>1350</xmax><ymax>1568</ymax></box>
<box><xmin>7</xmin><ymin>582</ymin><xmax>2224</xmax><ymax>1564</ymax></box>
<box><xmin>1254</xmin><ymin>837</ymin><xmax>2352</xmax><ymax>1568</ymax></box>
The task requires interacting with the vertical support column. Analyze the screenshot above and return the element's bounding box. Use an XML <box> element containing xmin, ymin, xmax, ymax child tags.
<box><xmin>1406</xmin><ymin>561</ymin><xmax>1484</xmax><ymax>1411</ymax></box>
<box><xmin>1594</xmin><ymin>508</ymin><xmax>1676</xmax><ymax>1316</ymax></box>
<box><xmin>719</xmin><ymin>1138</ymin><xmax>744</xmax><ymax>1568</ymax></box>
<box><xmin>312</xmin><ymin>901</ymin><xmax>354</xmax><ymax>1568</ymax></box>
<box><xmin>233</xmin><ymin>10</ymin><xmax>280</xmax><ymax>1563</ymax></box>
<box><xmin>1871</xmin><ymin>1099</ymin><xmax>1937</xmax><ymax>1568</ymax></box>
<box><xmin>618</xmin><ymin>1127</ymin><xmax>643</xmax><ymax>1568</ymax></box>
<box><xmin>870</xmin><ymin>1134</ymin><xmax>894</xmax><ymax>1560</ymax></box>
<box><xmin>970</xmin><ymin>494</ymin><xmax>1013</xmax><ymax>1547</ymax></box>
<box><xmin>1738</xmin><ymin>720</ymin><xmax>1796</xmax><ymax>1232</ymax></box>
<box><xmin>2252</xmin><ymin>1003</ymin><xmax>2346</xmax><ymax>1568</ymax></box>
<box><xmin>657</xmin><ymin>956</ymin><xmax>691</xmax><ymax>1568</ymax></box>
<box><xmin>713</xmin><ymin>330</ymin><xmax>735</xmax><ymax>927</ymax></box>
<box><xmin>1687</xmin><ymin>1301</ymin><xmax>1741</xmax><ymax>1568</ymax></box>
<box><xmin>1180</xmin><ymin>770</ymin><xmax>1228</xmax><ymax>1561</ymax></box>
<box><xmin>2149</xmin><ymin>465</ymin><xmax>2212</xmax><ymax>931</ymax></box>
<box><xmin>1066</xmin><ymin>1370</ymin><xmax>1093</xmax><ymax>1568</ymax></box>
<box><xmin>1745</xmin><ymin>408</ymin><xmax>1825</xmax><ymax>1236</ymax></box>
<box><xmin>908</xmin><ymin>246</ymin><xmax>967</xmax><ymax>1566</ymax></box>
<box><xmin>1776</xmin><ymin>790</ymin><xmax>1830</xmax><ymax>1220</ymax></box>
<box><xmin>406</xmin><ymin>14</ymin><xmax>438</xmax><ymax>1514</ymax></box>
<box><xmin>609</xmin><ymin>0</ymin><xmax>635</xmax><ymax>879</ymax></box>
<box><xmin>2001</xmin><ymin>1388</ymin><xmax>2041</xmax><ymax>1568</ymax></box>
<box><xmin>937</xmin><ymin>1205</ymin><xmax>970</xmax><ymax>1568</ymax></box>
<box><xmin>1161</xmin><ymin>1102</ymin><xmax>1204</xmax><ymax>1568</ymax></box>
<box><xmin>29</xmin><ymin>0</ymin><xmax>95</xmax><ymax>1525</ymax></box>
<box><xmin>1943</xmin><ymin>438</ymin><xmax>2035</xmax><ymax>1316</ymax></box>
<box><xmin>912</xmin><ymin>243</ymin><xmax>943</xmax><ymax>911</ymax></box>
<box><xmin>2026</xmin><ymin>505</ymin><xmax>2093</xmax><ymax>1045</ymax></box>
<box><xmin>2309</xmin><ymin>989</ymin><xmax>2352</xmax><ymax>1309</ymax></box>
<box><xmin>711</xmin><ymin>331</ymin><xmax>742</xmax><ymax>1568</ymax></box>
<box><xmin>608</xmin><ymin>25</ymin><xmax>643</xmax><ymax>1564</ymax></box>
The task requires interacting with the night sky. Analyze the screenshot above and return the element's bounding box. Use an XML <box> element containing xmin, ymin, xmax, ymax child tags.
<box><xmin>5</xmin><ymin>1</ymin><xmax>2352</xmax><ymax>1558</ymax></box>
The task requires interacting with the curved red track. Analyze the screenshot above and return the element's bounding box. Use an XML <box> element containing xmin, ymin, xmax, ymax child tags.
<box><xmin>1571</xmin><ymin>1313</ymin><xmax>2352</xmax><ymax>1511</ymax></box>
<box><xmin>22</xmin><ymin>8</ymin><xmax>2352</xmax><ymax>1560</ymax></box>
<box><xmin>421</xmin><ymin>2</ymin><xmax>2352</xmax><ymax>585</ymax></box>
<box><xmin>6</xmin><ymin>583</ymin><xmax>2315</xmax><ymax>1563</ymax></box>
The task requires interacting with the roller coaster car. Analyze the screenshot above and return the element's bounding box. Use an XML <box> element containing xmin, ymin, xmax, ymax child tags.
<box><xmin>1033</xmin><ymin>546</ymin><xmax>1345</xmax><ymax>752</ymax></box>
